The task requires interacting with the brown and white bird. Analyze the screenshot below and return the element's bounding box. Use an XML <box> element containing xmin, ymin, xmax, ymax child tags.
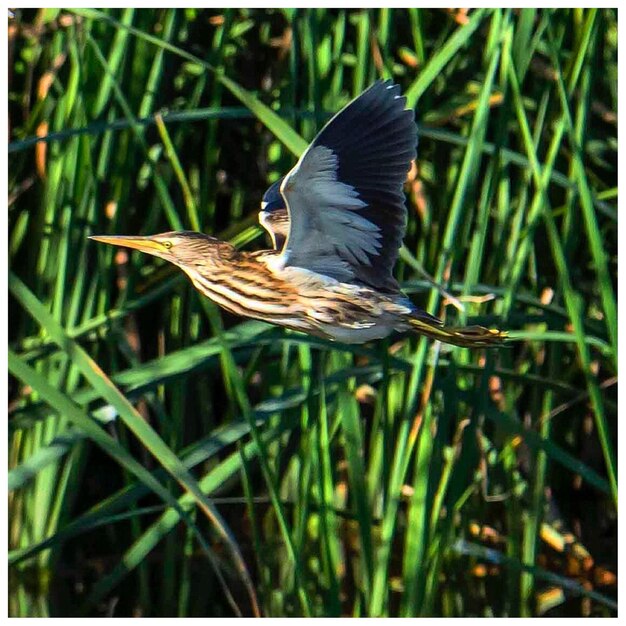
<box><xmin>91</xmin><ymin>80</ymin><xmax>505</xmax><ymax>347</ymax></box>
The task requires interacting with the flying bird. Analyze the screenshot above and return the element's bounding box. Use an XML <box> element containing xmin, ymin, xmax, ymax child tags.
<box><xmin>91</xmin><ymin>80</ymin><xmax>505</xmax><ymax>347</ymax></box>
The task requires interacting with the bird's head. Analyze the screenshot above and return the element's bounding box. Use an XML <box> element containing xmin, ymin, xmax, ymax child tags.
<box><xmin>89</xmin><ymin>231</ymin><xmax>225</xmax><ymax>268</ymax></box>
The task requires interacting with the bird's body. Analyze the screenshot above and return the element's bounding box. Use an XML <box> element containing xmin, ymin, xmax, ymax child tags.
<box><xmin>91</xmin><ymin>80</ymin><xmax>505</xmax><ymax>348</ymax></box>
<box><xmin>107</xmin><ymin>232</ymin><xmax>426</xmax><ymax>343</ymax></box>
<box><xmin>203</xmin><ymin>251</ymin><xmax>415</xmax><ymax>343</ymax></box>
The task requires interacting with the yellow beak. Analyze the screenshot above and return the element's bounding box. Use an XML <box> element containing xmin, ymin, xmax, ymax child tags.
<box><xmin>89</xmin><ymin>235</ymin><xmax>166</xmax><ymax>255</ymax></box>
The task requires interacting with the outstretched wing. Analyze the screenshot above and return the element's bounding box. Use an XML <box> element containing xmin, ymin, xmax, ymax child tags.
<box><xmin>279</xmin><ymin>79</ymin><xmax>417</xmax><ymax>291</ymax></box>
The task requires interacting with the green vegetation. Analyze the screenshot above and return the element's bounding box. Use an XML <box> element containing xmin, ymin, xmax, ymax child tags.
<box><xmin>8</xmin><ymin>8</ymin><xmax>616</xmax><ymax>617</ymax></box>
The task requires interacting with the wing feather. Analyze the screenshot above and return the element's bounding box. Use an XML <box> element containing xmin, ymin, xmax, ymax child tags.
<box><xmin>280</xmin><ymin>80</ymin><xmax>417</xmax><ymax>290</ymax></box>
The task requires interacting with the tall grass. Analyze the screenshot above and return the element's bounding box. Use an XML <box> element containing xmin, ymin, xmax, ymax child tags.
<box><xmin>8</xmin><ymin>8</ymin><xmax>616</xmax><ymax>617</ymax></box>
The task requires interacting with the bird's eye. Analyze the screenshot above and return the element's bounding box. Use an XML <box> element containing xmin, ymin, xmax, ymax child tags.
<box><xmin>163</xmin><ymin>241</ymin><xmax>172</xmax><ymax>249</ymax></box>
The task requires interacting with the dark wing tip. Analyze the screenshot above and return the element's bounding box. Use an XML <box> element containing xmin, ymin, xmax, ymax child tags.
<box><xmin>306</xmin><ymin>80</ymin><xmax>417</xmax><ymax>288</ymax></box>
<box><xmin>280</xmin><ymin>80</ymin><xmax>418</xmax><ymax>290</ymax></box>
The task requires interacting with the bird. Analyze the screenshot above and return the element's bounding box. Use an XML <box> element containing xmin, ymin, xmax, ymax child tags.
<box><xmin>91</xmin><ymin>80</ymin><xmax>505</xmax><ymax>347</ymax></box>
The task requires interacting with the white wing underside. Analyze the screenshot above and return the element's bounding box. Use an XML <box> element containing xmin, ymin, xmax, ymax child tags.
<box><xmin>272</xmin><ymin>80</ymin><xmax>417</xmax><ymax>290</ymax></box>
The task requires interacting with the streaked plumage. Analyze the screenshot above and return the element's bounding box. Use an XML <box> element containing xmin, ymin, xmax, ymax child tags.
<box><xmin>91</xmin><ymin>80</ymin><xmax>505</xmax><ymax>347</ymax></box>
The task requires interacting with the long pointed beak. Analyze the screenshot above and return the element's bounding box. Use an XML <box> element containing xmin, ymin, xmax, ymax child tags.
<box><xmin>89</xmin><ymin>235</ymin><xmax>166</xmax><ymax>255</ymax></box>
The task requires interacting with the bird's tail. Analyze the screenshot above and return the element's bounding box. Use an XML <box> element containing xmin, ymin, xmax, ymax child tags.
<box><xmin>408</xmin><ymin>316</ymin><xmax>507</xmax><ymax>348</ymax></box>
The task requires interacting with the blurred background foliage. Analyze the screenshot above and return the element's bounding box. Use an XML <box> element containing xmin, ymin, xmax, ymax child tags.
<box><xmin>8</xmin><ymin>7</ymin><xmax>617</xmax><ymax>617</ymax></box>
